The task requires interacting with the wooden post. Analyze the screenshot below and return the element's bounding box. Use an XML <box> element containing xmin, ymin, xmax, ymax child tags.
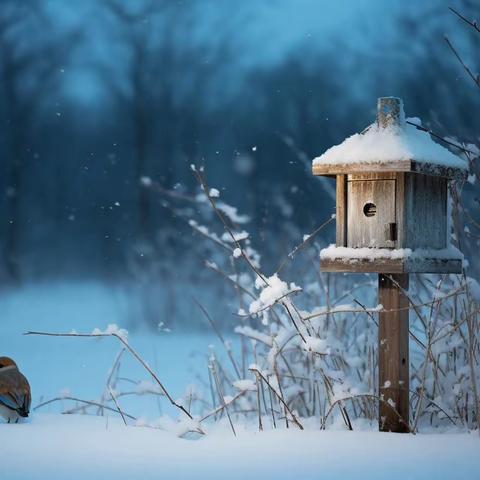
<box><xmin>378</xmin><ymin>273</ymin><xmax>409</xmax><ymax>432</ymax></box>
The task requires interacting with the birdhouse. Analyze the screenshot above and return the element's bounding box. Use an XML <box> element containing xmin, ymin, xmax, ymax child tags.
<box><xmin>312</xmin><ymin>97</ymin><xmax>469</xmax><ymax>433</ymax></box>
<box><xmin>312</xmin><ymin>97</ymin><xmax>468</xmax><ymax>274</ymax></box>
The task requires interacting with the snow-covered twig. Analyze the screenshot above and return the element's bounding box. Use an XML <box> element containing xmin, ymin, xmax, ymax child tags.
<box><xmin>24</xmin><ymin>330</ymin><xmax>193</xmax><ymax>420</ymax></box>
<box><xmin>199</xmin><ymin>390</ymin><xmax>247</xmax><ymax>423</ymax></box>
<box><xmin>191</xmin><ymin>166</ymin><xmax>268</xmax><ymax>286</ymax></box>
<box><xmin>406</xmin><ymin>120</ymin><xmax>478</xmax><ymax>155</ymax></box>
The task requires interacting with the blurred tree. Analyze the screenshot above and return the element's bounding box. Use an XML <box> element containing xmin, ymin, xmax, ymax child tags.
<box><xmin>98</xmin><ymin>0</ymin><xmax>237</xmax><ymax>327</ymax></box>
<box><xmin>0</xmin><ymin>0</ymin><xmax>80</xmax><ymax>281</ymax></box>
<box><xmin>101</xmin><ymin>0</ymin><xmax>234</xmax><ymax>246</ymax></box>
<box><xmin>101</xmin><ymin>0</ymin><xmax>160</xmax><ymax>244</ymax></box>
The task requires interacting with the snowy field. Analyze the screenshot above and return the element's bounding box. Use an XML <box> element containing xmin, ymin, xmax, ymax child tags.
<box><xmin>0</xmin><ymin>414</ymin><xmax>477</xmax><ymax>480</ymax></box>
<box><xmin>0</xmin><ymin>281</ymin><xmax>478</xmax><ymax>480</ymax></box>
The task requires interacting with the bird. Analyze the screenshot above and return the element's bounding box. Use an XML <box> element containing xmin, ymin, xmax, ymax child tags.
<box><xmin>0</xmin><ymin>357</ymin><xmax>31</xmax><ymax>423</ymax></box>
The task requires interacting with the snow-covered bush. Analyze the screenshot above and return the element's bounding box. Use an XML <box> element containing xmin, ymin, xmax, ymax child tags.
<box><xmin>29</xmin><ymin>152</ymin><xmax>479</xmax><ymax>435</ymax></box>
<box><xmin>170</xmin><ymin>163</ymin><xmax>480</xmax><ymax>432</ymax></box>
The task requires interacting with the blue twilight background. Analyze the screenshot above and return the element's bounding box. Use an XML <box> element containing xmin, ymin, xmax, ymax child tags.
<box><xmin>0</xmin><ymin>0</ymin><xmax>478</xmax><ymax>331</ymax></box>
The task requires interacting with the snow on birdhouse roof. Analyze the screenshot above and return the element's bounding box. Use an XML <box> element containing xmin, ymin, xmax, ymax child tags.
<box><xmin>312</xmin><ymin>99</ymin><xmax>468</xmax><ymax>179</ymax></box>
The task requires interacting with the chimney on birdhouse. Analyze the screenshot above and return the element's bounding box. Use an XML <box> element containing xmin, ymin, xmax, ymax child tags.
<box><xmin>376</xmin><ymin>97</ymin><xmax>405</xmax><ymax>129</ymax></box>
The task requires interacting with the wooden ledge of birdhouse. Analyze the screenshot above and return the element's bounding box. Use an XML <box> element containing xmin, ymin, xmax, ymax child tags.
<box><xmin>319</xmin><ymin>245</ymin><xmax>463</xmax><ymax>274</ymax></box>
<box><xmin>312</xmin><ymin>120</ymin><xmax>468</xmax><ymax>181</ymax></box>
<box><xmin>312</xmin><ymin>159</ymin><xmax>467</xmax><ymax>181</ymax></box>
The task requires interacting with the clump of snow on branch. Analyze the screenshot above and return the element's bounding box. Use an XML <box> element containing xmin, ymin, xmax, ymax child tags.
<box><xmin>222</xmin><ymin>230</ymin><xmax>249</xmax><ymax>243</ymax></box>
<box><xmin>233</xmin><ymin>379</ymin><xmax>257</xmax><ymax>392</ymax></box>
<box><xmin>91</xmin><ymin>324</ymin><xmax>129</xmax><ymax>341</ymax></box>
<box><xmin>249</xmin><ymin>274</ymin><xmax>300</xmax><ymax>315</ymax></box>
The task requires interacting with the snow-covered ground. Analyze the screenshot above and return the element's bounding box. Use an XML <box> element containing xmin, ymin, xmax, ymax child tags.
<box><xmin>1</xmin><ymin>281</ymin><xmax>478</xmax><ymax>479</ymax></box>
<box><xmin>0</xmin><ymin>413</ymin><xmax>477</xmax><ymax>480</ymax></box>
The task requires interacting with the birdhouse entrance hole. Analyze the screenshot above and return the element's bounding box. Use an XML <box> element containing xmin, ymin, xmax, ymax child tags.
<box><xmin>363</xmin><ymin>202</ymin><xmax>377</xmax><ymax>217</ymax></box>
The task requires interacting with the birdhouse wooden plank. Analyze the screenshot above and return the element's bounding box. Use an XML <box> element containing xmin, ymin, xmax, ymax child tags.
<box><xmin>312</xmin><ymin>97</ymin><xmax>467</xmax><ymax>274</ymax></box>
<box><xmin>403</xmin><ymin>174</ymin><xmax>447</xmax><ymax>249</ymax></box>
<box><xmin>319</xmin><ymin>254</ymin><xmax>462</xmax><ymax>274</ymax></box>
<box><xmin>347</xmin><ymin>173</ymin><xmax>397</xmax><ymax>248</ymax></box>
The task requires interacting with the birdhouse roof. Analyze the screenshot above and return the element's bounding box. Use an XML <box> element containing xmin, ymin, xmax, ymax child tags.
<box><xmin>312</xmin><ymin>118</ymin><xmax>468</xmax><ymax>180</ymax></box>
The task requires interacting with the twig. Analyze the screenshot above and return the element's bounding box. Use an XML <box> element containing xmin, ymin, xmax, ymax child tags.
<box><xmin>444</xmin><ymin>36</ymin><xmax>480</xmax><ymax>88</ymax></box>
<box><xmin>108</xmin><ymin>387</ymin><xmax>127</xmax><ymax>426</ymax></box>
<box><xmin>322</xmin><ymin>393</ymin><xmax>410</xmax><ymax>433</ymax></box>
<box><xmin>409</xmin><ymin>390</ymin><xmax>457</xmax><ymax>426</ymax></box>
<box><xmin>406</xmin><ymin>120</ymin><xmax>477</xmax><ymax>155</ymax></box>
<box><xmin>24</xmin><ymin>330</ymin><xmax>193</xmax><ymax>419</ymax></box>
<box><xmin>193</xmin><ymin>297</ymin><xmax>242</xmax><ymax>379</ymax></box>
<box><xmin>301</xmin><ymin>288</ymin><xmax>465</xmax><ymax>322</ymax></box>
<box><xmin>448</xmin><ymin>6</ymin><xmax>480</xmax><ymax>33</ymax></box>
<box><xmin>254</xmin><ymin>371</ymin><xmax>264</xmax><ymax>431</ymax></box>
<box><xmin>249</xmin><ymin>366</ymin><xmax>304</xmax><ymax>430</ymax></box>
<box><xmin>98</xmin><ymin>348</ymin><xmax>126</xmax><ymax>415</ymax></box>
<box><xmin>275</xmin><ymin>214</ymin><xmax>335</xmax><ymax>274</ymax></box>
<box><xmin>204</xmin><ymin>260</ymin><xmax>257</xmax><ymax>300</ymax></box>
<box><xmin>191</xmin><ymin>167</ymin><xmax>268</xmax><ymax>286</ymax></box>
<box><xmin>34</xmin><ymin>396</ymin><xmax>137</xmax><ymax>420</ymax></box>
<box><xmin>199</xmin><ymin>390</ymin><xmax>247</xmax><ymax>422</ymax></box>
<box><xmin>210</xmin><ymin>357</ymin><xmax>236</xmax><ymax>436</ymax></box>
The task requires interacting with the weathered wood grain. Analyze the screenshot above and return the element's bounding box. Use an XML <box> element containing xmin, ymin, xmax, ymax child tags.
<box><xmin>404</xmin><ymin>174</ymin><xmax>447</xmax><ymax>249</ymax></box>
<box><xmin>347</xmin><ymin>177</ymin><xmax>396</xmax><ymax>248</ymax></box>
<box><xmin>395</xmin><ymin>172</ymin><xmax>406</xmax><ymax>248</ymax></box>
<box><xmin>348</xmin><ymin>173</ymin><xmax>397</xmax><ymax>181</ymax></box>
<box><xmin>336</xmin><ymin>174</ymin><xmax>347</xmax><ymax>247</ymax></box>
<box><xmin>378</xmin><ymin>273</ymin><xmax>410</xmax><ymax>433</ymax></box>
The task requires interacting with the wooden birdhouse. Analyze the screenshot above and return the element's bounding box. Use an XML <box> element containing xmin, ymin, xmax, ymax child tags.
<box><xmin>312</xmin><ymin>97</ymin><xmax>468</xmax><ymax>433</ymax></box>
<box><xmin>312</xmin><ymin>97</ymin><xmax>467</xmax><ymax>274</ymax></box>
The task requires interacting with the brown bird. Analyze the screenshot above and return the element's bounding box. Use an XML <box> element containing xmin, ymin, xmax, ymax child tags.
<box><xmin>0</xmin><ymin>357</ymin><xmax>31</xmax><ymax>423</ymax></box>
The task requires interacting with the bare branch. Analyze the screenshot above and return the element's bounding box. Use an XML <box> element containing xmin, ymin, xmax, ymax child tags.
<box><xmin>444</xmin><ymin>36</ymin><xmax>480</xmax><ymax>88</ymax></box>
<box><xmin>24</xmin><ymin>330</ymin><xmax>193</xmax><ymax>419</ymax></box>
<box><xmin>34</xmin><ymin>396</ymin><xmax>136</xmax><ymax>421</ymax></box>
<box><xmin>249</xmin><ymin>366</ymin><xmax>304</xmax><ymax>430</ymax></box>
<box><xmin>108</xmin><ymin>387</ymin><xmax>128</xmax><ymax>426</ymax></box>
<box><xmin>449</xmin><ymin>6</ymin><xmax>480</xmax><ymax>33</ymax></box>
